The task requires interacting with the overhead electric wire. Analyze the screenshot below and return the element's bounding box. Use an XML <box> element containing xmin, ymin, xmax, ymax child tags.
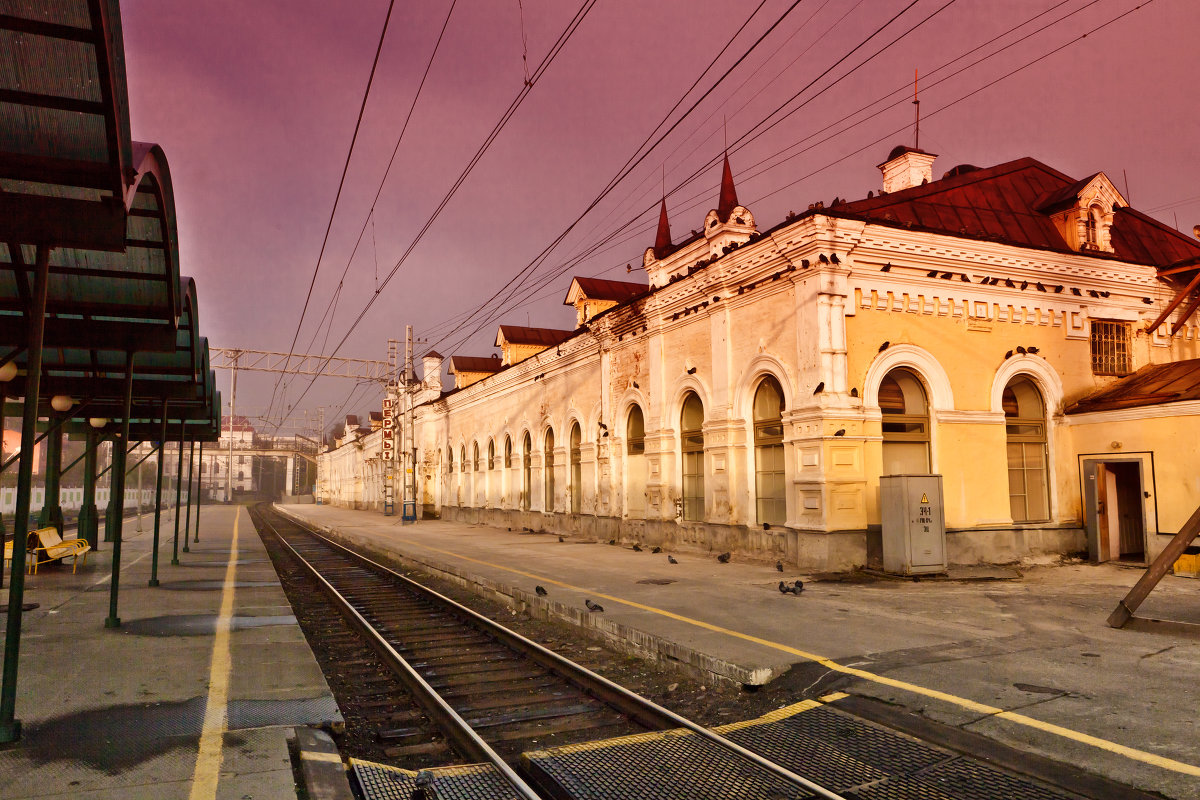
<box><xmin>430</xmin><ymin>0</ymin><xmax>1133</xmax><ymax>356</ymax></box>
<box><xmin>281</xmin><ymin>0</ymin><xmax>601</xmax><ymax>417</ymax></box>
<box><xmin>430</xmin><ymin>0</ymin><xmax>935</xmax><ymax>354</ymax></box>
<box><xmin>267</xmin><ymin>0</ymin><xmax>399</xmax><ymax>423</ymax></box>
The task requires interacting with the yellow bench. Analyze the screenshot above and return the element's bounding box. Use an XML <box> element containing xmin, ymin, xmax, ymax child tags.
<box><xmin>28</xmin><ymin>527</ymin><xmax>91</xmax><ymax>574</ymax></box>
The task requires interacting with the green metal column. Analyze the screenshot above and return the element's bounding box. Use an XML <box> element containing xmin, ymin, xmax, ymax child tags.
<box><xmin>105</xmin><ymin>352</ymin><xmax>135</xmax><ymax>629</ymax></box>
<box><xmin>182</xmin><ymin>439</ymin><xmax>194</xmax><ymax>553</ymax></box>
<box><xmin>193</xmin><ymin>441</ymin><xmax>203</xmax><ymax>543</ymax></box>
<box><xmin>103</xmin><ymin>438</ymin><xmax>116</xmax><ymax>543</ymax></box>
<box><xmin>38</xmin><ymin>412</ymin><xmax>63</xmax><ymax>531</ymax></box>
<box><xmin>170</xmin><ymin>421</ymin><xmax>184</xmax><ymax>565</ymax></box>
<box><xmin>0</xmin><ymin>244</ymin><xmax>51</xmax><ymax>743</ymax></box>
<box><xmin>79</xmin><ymin>428</ymin><xmax>100</xmax><ymax>549</ymax></box>
<box><xmin>148</xmin><ymin>400</ymin><xmax>168</xmax><ymax>586</ymax></box>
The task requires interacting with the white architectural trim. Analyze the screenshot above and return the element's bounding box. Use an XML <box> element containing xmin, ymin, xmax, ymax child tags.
<box><xmin>733</xmin><ymin>353</ymin><xmax>794</xmax><ymax>421</ymax></box>
<box><xmin>862</xmin><ymin>344</ymin><xmax>955</xmax><ymax>410</ymax></box>
<box><xmin>935</xmin><ymin>410</ymin><xmax>1006</xmax><ymax>425</ymax></box>
<box><xmin>990</xmin><ymin>356</ymin><xmax>1066</xmax><ymax>415</ymax></box>
<box><xmin>1064</xmin><ymin>400</ymin><xmax>1200</xmax><ymax>425</ymax></box>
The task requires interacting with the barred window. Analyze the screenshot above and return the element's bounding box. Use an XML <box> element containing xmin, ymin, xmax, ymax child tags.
<box><xmin>1090</xmin><ymin>320</ymin><xmax>1130</xmax><ymax>376</ymax></box>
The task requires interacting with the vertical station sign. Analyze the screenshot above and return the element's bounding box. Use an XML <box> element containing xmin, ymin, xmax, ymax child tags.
<box><xmin>382</xmin><ymin>390</ymin><xmax>396</xmax><ymax>515</ymax></box>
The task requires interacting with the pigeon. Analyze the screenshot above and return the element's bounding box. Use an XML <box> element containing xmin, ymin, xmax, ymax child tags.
<box><xmin>880</xmin><ymin>263</ymin><xmax>891</xmax><ymax>272</ymax></box>
<box><xmin>1015</xmin><ymin>346</ymin><xmax>1026</xmax><ymax>355</ymax></box>
<box><xmin>651</xmin><ymin>546</ymin><xmax>662</xmax><ymax>554</ymax></box>
<box><xmin>1036</xmin><ymin>282</ymin><xmax>1047</xmax><ymax>292</ymax></box>
<box><xmin>1071</xmin><ymin>287</ymin><xmax>1082</xmax><ymax>296</ymax></box>
<box><xmin>778</xmin><ymin>581</ymin><xmax>790</xmax><ymax>594</ymax></box>
<box><xmin>608</xmin><ymin>539</ymin><xmax>617</xmax><ymax>545</ymax></box>
<box><xmin>632</xmin><ymin>544</ymin><xmax>642</xmax><ymax>552</ymax></box>
<box><xmin>793</xmin><ymin>579</ymin><xmax>804</xmax><ymax>593</ymax></box>
<box><xmin>668</xmin><ymin>555</ymin><xmax>679</xmax><ymax>564</ymax></box>
<box><xmin>833</xmin><ymin>429</ymin><xmax>846</xmax><ymax>437</ymax></box>
<box><xmin>585</xmin><ymin>599</ymin><xmax>604</xmax><ymax>612</ymax></box>
<box><xmin>926</xmin><ymin>270</ymin><xmax>938</xmax><ymax>278</ymax></box>
<box><xmin>535</xmin><ymin>585</ymin><xmax>548</xmax><ymax>597</ymax></box>
<box><xmin>850</xmin><ymin>387</ymin><xmax>858</xmax><ymax>397</ymax></box>
<box><xmin>558</xmin><ymin>535</ymin><xmax>564</xmax><ymax>542</ymax></box>
<box><xmin>776</xmin><ymin>560</ymin><xmax>784</xmax><ymax>572</ymax></box>
<box><xmin>1004</xmin><ymin>350</ymin><xmax>1013</xmax><ymax>359</ymax></box>
<box><xmin>878</xmin><ymin>341</ymin><xmax>890</xmax><ymax>353</ymax></box>
<box><xmin>717</xmin><ymin>552</ymin><xmax>731</xmax><ymax>563</ymax></box>
<box><xmin>412</xmin><ymin>771</ymin><xmax>437</xmax><ymax>800</ymax></box>
<box><xmin>960</xmin><ymin>274</ymin><xmax>970</xmax><ymax>282</ymax></box>
<box><xmin>812</xmin><ymin>381</ymin><xmax>824</xmax><ymax>394</ymax></box>
<box><xmin>1027</xmin><ymin>346</ymin><xmax>1039</xmax><ymax>354</ymax></box>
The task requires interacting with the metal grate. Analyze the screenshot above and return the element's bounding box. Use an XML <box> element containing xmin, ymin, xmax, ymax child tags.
<box><xmin>853</xmin><ymin>757</ymin><xmax>1079</xmax><ymax>800</ymax></box>
<box><xmin>1090</xmin><ymin>320</ymin><xmax>1130</xmax><ymax>376</ymax></box>
<box><xmin>353</xmin><ymin>760</ymin><xmax>521</xmax><ymax>800</ymax></box>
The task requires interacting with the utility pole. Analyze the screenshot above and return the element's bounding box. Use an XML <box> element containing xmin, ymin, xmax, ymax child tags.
<box><xmin>382</xmin><ymin>340</ymin><xmax>397</xmax><ymax>516</ymax></box>
<box><xmin>402</xmin><ymin>326</ymin><xmax>417</xmax><ymax>522</ymax></box>
<box><xmin>227</xmin><ymin>357</ymin><xmax>237</xmax><ymax>503</ymax></box>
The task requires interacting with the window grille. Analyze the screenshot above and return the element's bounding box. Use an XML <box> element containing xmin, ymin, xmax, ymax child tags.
<box><xmin>1090</xmin><ymin>320</ymin><xmax>1130</xmax><ymax>376</ymax></box>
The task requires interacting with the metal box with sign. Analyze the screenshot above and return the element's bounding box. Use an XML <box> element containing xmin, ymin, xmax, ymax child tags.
<box><xmin>880</xmin><ymin>474</ymin><xmax>946</xmax><ymax>575</ymax></box>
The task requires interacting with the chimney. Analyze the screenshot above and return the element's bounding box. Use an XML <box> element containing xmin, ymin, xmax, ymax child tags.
<box><xmin>878</xmin><ymin>145</ymin><xmax>937</xmax><ymax>194</ymax></box>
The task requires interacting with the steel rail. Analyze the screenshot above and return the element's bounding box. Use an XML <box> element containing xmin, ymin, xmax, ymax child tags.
<box><xmin>270</xmin><ymin>506</ymin><xmax>849</xmax><ymax>800</ymax></box>
<box><xmin>255</xmin><ymin>509</ymin><xmax>545</xmax><ymax>800</ymax></box>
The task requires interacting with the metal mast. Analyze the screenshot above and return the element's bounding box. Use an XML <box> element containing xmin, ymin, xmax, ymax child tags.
<box><xmin>402</xmin><ymin>326</ymin><xmax>417</xmax><ymax>522</ymax></box>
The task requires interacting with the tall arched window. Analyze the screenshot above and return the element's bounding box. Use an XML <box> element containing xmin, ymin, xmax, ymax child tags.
<box><xmin>569</xmin><ymin>422</ymin><xmax>582</xmax><ymax>514</ymax></box>
<box><xmin>473</xmin><ymin>442</ymin><xmax>480</xmax><ymax>472</ymax></box>
<box><xmin>447</xmin><ymin>446</ymin><xmax>454</xmax><ymax>473</ymax></box>
<box><xmin>544</xmin><ymin>428</ymin><xmax>555</xmax><ymax>512</ymax></box>
<box><xmin>460</xmin><ymin>445</ymin><xmax>467</xmax><ymax>472</ymax></box>
<box><xmin>625</xmin><ymin>405</ymin><xmax>646</xmax><ymax>516</ymax></box>
<box><xmin>753</xmin><ymin>376</ymin><xmax>786</xmax><ymax>524</ymax></box>
<box><xmin>681</xmin><ymin>392</ymin><xmax>705</xmax><ymax>521</ymax></box>
<box><xmin>488</xmin><ymin>439</ymin><xmax>495</xmax><ymax>470</ymax></box>
<box><xmin>1004</xmin><ymin>377</ymin><xmax>1049</xmax><ymax>522</ymax></box>
<box><xmin>1085</xmin><ymin>204</ymin><xmax>1102</xmax><ymax>248</ymax></box>
<box><xmin>522</xmin><ymin>432</ymin><xmax>532</xmax><ymax>511</ymax></box>
<box><xmin>879</xmin><ymin>368</ymin><xmax>930</xmax><ymax>474</ymax></box>
<box><xmin>504</xmin><ymin>436</ymin><xmax>513</xmax><ymax>468</ymax></box>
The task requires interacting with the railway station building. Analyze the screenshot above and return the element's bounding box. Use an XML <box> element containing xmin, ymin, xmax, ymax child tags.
<box><xmin>319</xmin><ymin>147</ymin><xmax>1200</xmax><ymax>571</ymax></box>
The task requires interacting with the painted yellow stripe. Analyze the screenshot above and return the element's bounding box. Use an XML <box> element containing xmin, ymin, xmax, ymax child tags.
<box><xmin>397</xmin><ymin>536</ymin><xmax>1200</xmax><ymax>777</ymax></box>
<box><xmin>188</xmin><ymin>507</ymin><xmax>241</xmax><ymax>800</ymax></box>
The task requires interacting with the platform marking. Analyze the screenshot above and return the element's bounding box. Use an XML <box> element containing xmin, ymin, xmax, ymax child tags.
<box><xmin>396</xmin><ymin>537</ymin><xmax>1200</xmax><ymax>777</ymax></box>
<box><xmin>188</xmin><ymin>506</ymin><xmax>240</xmax><ymax>800</ymax></box>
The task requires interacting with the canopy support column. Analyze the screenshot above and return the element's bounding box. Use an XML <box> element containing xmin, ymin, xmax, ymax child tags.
<box><xmin>79</xmin><ymin>428</ymin><xmax>100</xmax><ymax>549</ymax></box>
<box><xmin>194</xmin><ymin>441</ymin><xmax>203</xmax><ymax>543</ymax></box>
<box><xmin>171</xmin><ymin>421</ymin><xmax>184</xmax><ymax>565</ymax></box>
<box><xmin>104</xmin><ymin>352</ymin><xmax>135</xmax><ymax>629</ymax></box>
<box><xmin>182</xmin><ymin>439</ymin><xmax>194</xmax><ymax>553</ymax></box>
<box><xmin>149</xmin><ymin>400</ymin><xmax>168</xmax><ymax>586</ymax></box>
<box><xmin>0</xmin><ymin>243</ymin><xmax>51</xmax><ymax>743</ymax></box>
<box><xmin>38</xmin><ymin>412</ymin><xmax>63</xmax><ymax>532</ymax></box>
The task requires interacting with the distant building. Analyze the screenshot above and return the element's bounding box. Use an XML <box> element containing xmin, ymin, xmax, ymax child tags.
<box><xmin>319</xmin><ymin>148</ymin><xmax>1200</xmax><ymax>570</ymax></box>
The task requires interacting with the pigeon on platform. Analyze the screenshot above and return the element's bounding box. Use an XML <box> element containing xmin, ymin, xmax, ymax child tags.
<box><xmin>668</xmin><ymin>555</ymin><xmax>679</xmax><ymax>564</ymax></box>
<box><xmin>608</xmin><ymin>539</ymin><xmax>617</xmax><ymax>545</ymax></box>
<box><xmin>412</xmin><ymin>770</ymin><xmax>437</xmax><ymax>800</ymax></box>
<box><xmin>793</xmin><ymin>579</ymin><xmax>804</xmax><ymax>594</ymax></box>
<box><xmin>585</xmin><ymin>599</ymin><xmax>604</xmax><ymax>612</ymax></box>
<box><xmin>778</xmin><ymin>581</ymin><xmax>790</xmax><ymax>594</ymax></box>
<box><xmin>652</xmin><ymin>546</ymin><xmax>662</xmax><ymax>554</ymax></box>
<box><xmin>558</xmin><ymin>535</ymin><xmax>564</xmax><ymax>542</ymax></box>
<box><xmin>632</xmin><ymin>544</ymin><xmax>642</xmax><ymax>552</ymax></box>
<box><xmin>535</xmin><ymin>585</ymin><xmax>548</xmax><ymax>597</ymax></box>
<box><xmin>717</xmin><ymin>552</ymin><xmax>731</xmax><ymax>563</ymax></box>
<box><xmin>776</xmin><ymin>560</ymin><xmax>784</xmax><ymax>572</ymax></box>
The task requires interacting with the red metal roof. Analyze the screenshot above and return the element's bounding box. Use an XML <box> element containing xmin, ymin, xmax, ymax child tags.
<box><xmin>833</xmin><ymin>158</ymin><xmax>1200</xmax><ymax>269</ymax></box>
<box><xmin>566</xmin><ymin>277</ymin><xmax>647</xmax><ymax>304</ymax></box>
<box><xmin>1065</xmin><ymin>359</ymin><xmax>1200</xmax><ymax>414</ymax></box>
<box><xmin>495</xmin><ymin>325</ymin><xmax>574</xmax><ymax>347</ymax></box>
<box><xmin>448</xmin><ymin>355</ymin><xmax>502</xmax><ymax>374</ymax></box>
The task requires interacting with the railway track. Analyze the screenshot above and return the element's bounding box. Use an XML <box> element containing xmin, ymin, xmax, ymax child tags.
<box><xmin>251</xmin><ymin>503</ymin><xmax>846</xmax><ymax>799</ymax></box>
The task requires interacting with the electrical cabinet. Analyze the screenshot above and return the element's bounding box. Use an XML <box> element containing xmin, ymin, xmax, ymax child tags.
<box><xmin>880</xmin><ymin>474</ymin><xmax>946</xmax><ymax>575</ymax></box>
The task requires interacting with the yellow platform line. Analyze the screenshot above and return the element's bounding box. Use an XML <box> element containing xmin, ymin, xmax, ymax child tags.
<box><xmin>188</xmin><ymin>506</ymin><xmax>241</xmax><ymax>800</ymax></box>
<box><xmin>397</xmin><ymin>536</ymin><xmax>1200</xmax><ymax>777</ymax></box>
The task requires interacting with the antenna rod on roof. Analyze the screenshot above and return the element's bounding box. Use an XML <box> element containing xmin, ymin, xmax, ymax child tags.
<box><xmin>913</xmin><ymin>68</ymin><xmax>920</xmax><ymax>151</ymax></box>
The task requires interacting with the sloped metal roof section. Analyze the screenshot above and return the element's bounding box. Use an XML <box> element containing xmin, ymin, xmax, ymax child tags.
<box><xmin>0</xmin><ymin>0</ymin><xmax>133</xmax><ymax>249</ymax></box>
<box><xmin>1065</xmin><ymin>359</ymin><xmax>1200</xmax><ymax>414</ymax></box>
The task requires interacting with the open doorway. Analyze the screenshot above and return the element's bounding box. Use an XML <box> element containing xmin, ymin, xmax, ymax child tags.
<box><xmin>1082</xmin><ymin>457</ymin><xmax>1154</xmax><ymax>564</ymax></box>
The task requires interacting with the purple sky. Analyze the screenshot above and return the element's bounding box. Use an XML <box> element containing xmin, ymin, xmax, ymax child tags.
<box><xmin>121</xmin><ymin>0</ymin><xmax>1200</xmax><ymax>434</ymax></box>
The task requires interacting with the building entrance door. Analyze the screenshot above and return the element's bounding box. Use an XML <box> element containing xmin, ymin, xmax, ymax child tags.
<box><xmin>1082</xmin><ymin>458</ymin><xmax>1148</xmax><ymax>563</ymax></box>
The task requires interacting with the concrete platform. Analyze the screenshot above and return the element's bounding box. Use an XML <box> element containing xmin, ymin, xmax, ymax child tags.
<box><xmin>0</xmin><ymin>504</ymin><xmax>341</xmax><ymax>800</ymax></box>
<box><xmin>278</xmin><ymin>503</ymin><xmax>1200</xmax><ymax>800</ymax></box>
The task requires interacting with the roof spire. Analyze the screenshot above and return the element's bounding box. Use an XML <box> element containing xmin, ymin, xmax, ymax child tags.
<box><xmin>717</xmin><ymin>151</ymin><xmax>739</xmax><ymax>223</ymax></box>
<box><xmin>653</xmin><ymin>197</ymin><xmax>672</xmax><ymax>259</ymax></box>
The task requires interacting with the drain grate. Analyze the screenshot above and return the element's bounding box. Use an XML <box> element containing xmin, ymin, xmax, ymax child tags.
<box><xmin>635</xmin><ymin>578</ymin><xmax>676</xmax><ymax>585</ymax></box>
<box><xmin>353</xmin><ymin>760</ymin><xmax>519</xmax><ymax>800</ymax></box>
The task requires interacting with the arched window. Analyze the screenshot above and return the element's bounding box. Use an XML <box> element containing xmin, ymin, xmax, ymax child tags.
<box><xmin>753</xmin><ymin>376</ymin><xmax>786</xmax><ymax>525</ymax></box>
<box><xmin>504</xmin><ymin>436</ymin><xmax>513</xmax><ymax>469</ymax></box>
<box><xmin>1004</xmin><ymin>377</ymin><xmax>1049</xmax><ymax>522</ymax></box>
<box><xmin>447</xmin><ymin>446</ymin><xmax>454</xmax><ymax>473</ymax></box>
<box><xmin>522</xmin><ymin>432</ymin><xmax>532</xmax><ymax>511</ymax></box>
<box><xmin>473</xmin><ymin>442</ymin><xmax>480</xmax><ymax>472</ymax></box>
<box><xmin>488</xmin><ymin>439</ymin><xmax>495</xmax><ymax>470</ymax></box>
<box><xmin>569</xmin><ymin>422</ymin><xmax>582</xmax><ymax>514</ymax></box>
<box><xmin>1084</xmin><ymin>204</ymin><xmax>1102</xmax><ymax>248</ymax></box>
<box><xmin>460</xmin><ymin>446</ymin><xmax>467</xmax><ymax>472</ymax></box>
<box><xmin>626</xmin><ymin>406</ymin><xmax>645</xmax><ymax>455</ymax></box>
<box><xmin>879</xmin><ymin>368</ymin><xmax>930</xmax><ymax>474</ymax></box>
<box><xmin>625</xmin><ymin>405</ymin><xmax>647</xmax><ymax>517</ymax></box>
<box><xmin>681</xmin><ymin>392</ymin><xmax>705</xmax><ymax>522</ymax></box>
<box><xmin>544</xmin><ymin>428</ymin><xmax>555</xmax><ymax>511</ymax></box>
